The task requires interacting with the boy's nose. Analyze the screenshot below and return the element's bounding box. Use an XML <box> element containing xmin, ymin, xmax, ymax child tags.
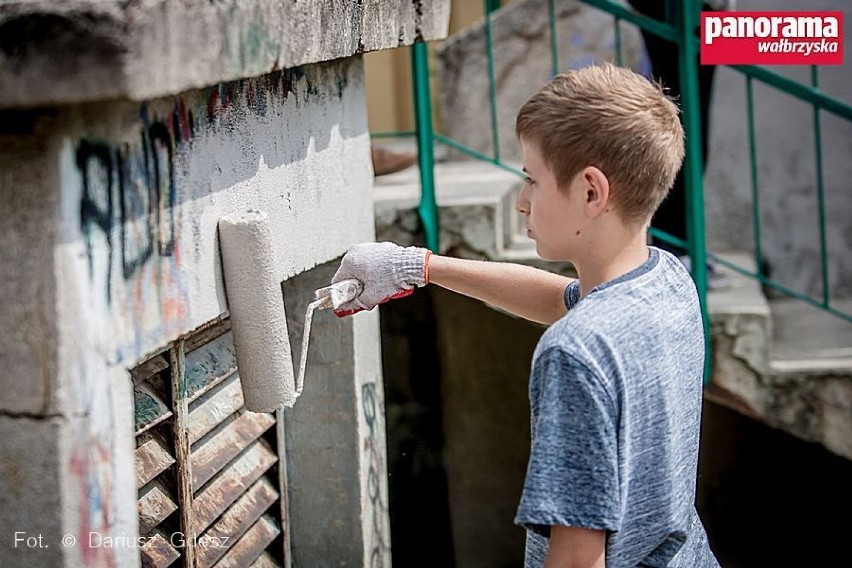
<box><xmin>516</xmin><ymin>185</ymin><xmax>530</xmax><ymax>214</ymax></box>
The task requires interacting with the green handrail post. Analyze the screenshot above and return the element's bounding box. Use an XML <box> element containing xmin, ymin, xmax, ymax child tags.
<box><xmin>484</xmin><ymin>0</ymin><xmax>501</xmax><ymax>162</ymax></box>
<box><xmin>614</xmin><ymin>16</ymin><xmax>623</xmax><ymax>66</ymax></box>
<box><xmin>410</xmin><ymin>42</ymin><xmax>440</xmax><ymax>252</ymax></box>
<box><xmin>548</xmin><ymin>0</ymin><xmax>559</xmax><ymax>77</ymax></box>
<box><xmin>811</xmin><ymin>66</ymin><xmax>830</xmax><ymax>308</ymax></box>
<box><xmin>746</xmin><ymin>77</ymin><xmax>763</xmax><ymax>279</ymax></box>
<box><xmin>676</xmin><ymin>0</ymin><xmax>711</xmax><ymax>384</ymax></box>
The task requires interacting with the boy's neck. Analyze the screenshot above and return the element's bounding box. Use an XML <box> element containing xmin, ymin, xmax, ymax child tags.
<box><xmin>575</xmin><ymin>227</ymin><xmax>649</xmax><ymax>298</ymax></box>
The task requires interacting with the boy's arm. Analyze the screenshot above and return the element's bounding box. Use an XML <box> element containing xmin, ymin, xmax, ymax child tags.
<box><xmin>428</xmin><ymin>254</ymin><xmax>571</xmax><ymax>325</ymax></box>
<box><xmin>332</xmin><ymin>242</ymin><xmax>572</xmax><ymax>325</ymax></box>
<box><xmin>544</xmin><ymin>526</ymin><xmax>606</xmax><ymax>568</ymax></box>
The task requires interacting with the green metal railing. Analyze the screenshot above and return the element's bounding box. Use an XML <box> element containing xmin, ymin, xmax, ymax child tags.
<box><xmin>384</xmin><ymin>0</ymin><xmax>852</xmax><ymax>383</ymax></box>
<box><xmin>411</xmin><ymin>42</ymin><xmax>439</xmax><ymax>252</ymax></box>
<box><xmin>714</xmin><ymin>62</ymin><xmax>852</xmax><ymax>324</ymax></box>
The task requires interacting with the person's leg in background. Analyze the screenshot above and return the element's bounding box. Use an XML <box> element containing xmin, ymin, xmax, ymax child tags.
<box><xmin>371</xmin><ymin>144</ymin><xmax>417</xmax><ymax>176</ymax></box>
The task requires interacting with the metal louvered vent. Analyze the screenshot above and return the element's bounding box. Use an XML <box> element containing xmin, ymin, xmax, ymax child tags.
<box><xmin>133</xmin><ymin>319</ymin><xmax>290</xmax><ymax>568</ymax></box>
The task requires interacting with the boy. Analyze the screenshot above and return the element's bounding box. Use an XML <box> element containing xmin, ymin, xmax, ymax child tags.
<box><xmin>332</xmin><ymin>64</ymin><xmax>719</xmax><ymax>567</ymax></box>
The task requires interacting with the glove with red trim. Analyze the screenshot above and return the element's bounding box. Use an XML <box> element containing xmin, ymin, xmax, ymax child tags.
<box><xmin>331</xmin><ymin>242</ymin><xmax>431</xmax><ymax>316</ymax></box>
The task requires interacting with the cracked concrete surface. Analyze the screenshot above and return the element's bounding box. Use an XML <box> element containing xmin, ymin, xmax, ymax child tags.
<box><xmin>0</xmin><ymin>0</ymin><xmax>450</xmax><ymax>107</ymax></box>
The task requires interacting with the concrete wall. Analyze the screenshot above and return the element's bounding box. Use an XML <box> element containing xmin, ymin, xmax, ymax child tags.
<box><xmin>0</xmin><ymin>56</ymin><xmax>385</xmax><ymax>566</ymax></box>
<box><xmin>433</xmin><ymin>287</ymin><xmax>543</xmax><ymax>567</ymax></box>
<box><xmin>700</xmin><ymin>0</ymin><xmax>851</xmax><ymax>299</ymax></box>
<box><xmin>436</xmin><ymin>0</ymin><xmax>644</xmax><ymax>162</ymax></box>
<box><xmin>0</xmin><ymin>2</ymin><xmax>451</xmax><ymax>565</ymax></box>
<box><xmin>58</xmin><ymin>62</ymin><xmax>374</xmax><ymax>369</ymax></box>
<box><xmin>283</xmin><ymin>262</ymin><xmax>389</xmax><ymax>566</ymax></box>
<box><xmin>0</xmin><ymin>0</ymin><xmax>450</xmax><ymax>108</ymax></box>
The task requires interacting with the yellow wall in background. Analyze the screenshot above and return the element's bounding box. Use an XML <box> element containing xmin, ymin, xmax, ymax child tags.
<box><xmin>364</xmin><ymin>47</ymin><xmax>414</xmax><ymax>133</ymax></box>
<box><xmin>364</xmin><ymin>0</ymin><xmax>489</xmax><ymax>133</ymax></box>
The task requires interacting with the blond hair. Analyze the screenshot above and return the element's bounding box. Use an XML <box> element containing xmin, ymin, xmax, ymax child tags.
<box><xmin>515</xmin><ymin>64</ymin><xmax>684</xmax><ymax>224</ymax></box>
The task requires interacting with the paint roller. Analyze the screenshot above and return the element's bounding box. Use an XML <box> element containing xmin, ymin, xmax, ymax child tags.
<box><xmin>218</xmin><ymin>210</ymin><xmax>363</xmax><ymax>411</ymax></box>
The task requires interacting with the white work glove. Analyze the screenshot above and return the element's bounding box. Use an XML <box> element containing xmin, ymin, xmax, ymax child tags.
<box><xmin>332</xmin><ymin>242</ymin><xmax>431</xmax><ymax>316</ymax></box>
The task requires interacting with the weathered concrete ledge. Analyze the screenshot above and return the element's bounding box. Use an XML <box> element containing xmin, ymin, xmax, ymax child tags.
<box><xmin>709</xmin><ymin>255</ymin><xmax>852</xmax><ymax>461</ymax></box>
<box><xmin>0</xmin><ymin>0</ymin><xmax>450</xmax><ymax>107</ymax></box>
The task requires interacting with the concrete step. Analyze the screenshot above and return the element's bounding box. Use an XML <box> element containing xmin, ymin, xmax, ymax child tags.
<box><xmin>765</xmin><ymin>298</ymin><xmax>852</xmax><ymax>460</ymax></box>
<box><xmin>708</xmin><ymin>252</ymin><xmax>772</xmax><ymax>380</ymax></box>
<box><xmin>769</xmin><ymin>297</ymin><xmax>852</xmax><ymax>375</ymax></box>
<box><xmin>374</xmin><ymin>159</ymin><xmax>558</xmax><ymax>262</ymax></box>
<box><xmin>708</xmin><ymin>254</ymin><xmax>852</xmax><ymax>460</ymax></box>
<box><xmin>373</xmin><ymin>159</ymin><xmax>518</xmax><ymax>257</ymax></box>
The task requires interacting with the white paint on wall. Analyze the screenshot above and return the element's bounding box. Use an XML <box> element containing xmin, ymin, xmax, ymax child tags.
<box><xmin>56</xmin><ymin>58</ymin><xmax>373</xmax><ymax>378</ymax></box>
<box><xmin>48</xmin><ymin>57</ymin><xmax>379</xmax><ymax>563</ymax></box>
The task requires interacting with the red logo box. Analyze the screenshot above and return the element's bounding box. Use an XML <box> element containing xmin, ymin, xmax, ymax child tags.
<box><xmin>700</xmin><ymin>11</ymin><xmax>843</xmax><ymax>65</ymax></box>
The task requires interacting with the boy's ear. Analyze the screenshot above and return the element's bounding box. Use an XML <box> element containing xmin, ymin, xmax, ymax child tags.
<box><xmin>582</xmin><ymin>166</ymin><xmax>610</xmax><ymax>218</ymax></box>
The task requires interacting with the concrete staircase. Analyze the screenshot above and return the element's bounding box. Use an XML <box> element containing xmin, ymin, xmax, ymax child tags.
<box><xmin>375</xmin><ymin>160</ymin><xmax>525</xmax><ymax>257</ymax></box>
<box><xmin>373</xmin><ymin>157</ymin><xmax>575</xmax><ymax>275</ymax></box>
<box><xmin>709</xmin><ymin>259</ymin><xmax>852</xmax><ymax>460</ymax></box>
<box><xmin>372</xmin><ymin>156</ymin><xmax>852</xmax><ymax>461</ymax></box>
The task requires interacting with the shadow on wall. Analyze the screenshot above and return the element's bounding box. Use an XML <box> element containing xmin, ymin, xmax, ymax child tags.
<box><xmin>698</xmin><ymin>398</ymin><xmax>852</xmax><ymax>568</ymax></box>
<box><xmin>380</xmin><ymin>287</ymin><xmax>457</xmax><ymax>568</ymax></box>
<box><xmin>381</xmin><ymin>285</ymin><xmax>543</xmax><ymax>568</ymax></box>
<box><xmin>281</xmin><ymin>260</ymin><xmax>373</xmax><ymax>564</ymax></box>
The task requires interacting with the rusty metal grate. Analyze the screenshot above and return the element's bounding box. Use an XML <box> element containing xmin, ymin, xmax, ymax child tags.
<box><xmin>133</xmin><ymin>319</ymin><xmax>291</xmax><ymax>568</ymax></box>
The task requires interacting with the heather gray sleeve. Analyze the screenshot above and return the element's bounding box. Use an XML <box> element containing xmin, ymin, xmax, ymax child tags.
<box><xmin>563</xmin><ymin>280</ymin><xmax>580</xmax><ymax>310</ymax></box>
<box><xmin>515</xmin><ymin>347</ymin><xmax>621</xmax><ymax>537</ymax></box>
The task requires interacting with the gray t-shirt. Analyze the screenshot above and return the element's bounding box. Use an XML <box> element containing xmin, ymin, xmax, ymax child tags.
<box><xmin>515</xmin><ymin>247</ymin><xmax>719</xmax><ymax>567</ymax></box>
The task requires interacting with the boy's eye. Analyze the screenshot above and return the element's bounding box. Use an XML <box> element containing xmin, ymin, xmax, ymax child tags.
<box><xmin>524</xmin><ymin>177</ymin><xmax>535</xmax><ymax>186</ymax></box>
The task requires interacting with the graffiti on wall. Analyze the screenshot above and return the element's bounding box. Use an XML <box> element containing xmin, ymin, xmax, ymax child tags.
<box><xmin>76</xmin><ymin>115</ymin><xmax>179</xmax><ymax>304</ymax></box>
<box><xmin>74</xmin><ymin>101</ymin><xmax>192</xmax><ymax>357</ymax></box>
<box><xmin>74</xmin><ymin>69</ymin><xmax>326</xmax><ymax>341</ymax></box>
<box><xmin>362</xmin><ymin>382</ymin><xmax>389</xmax><ymax>567</ymax></box>
<box><xmin>72</xmin><ymin>63</ymin><xmax>349</xmax><ymax>361</ymax></box>
<box><xmin>75</xmin><ymin>67</ymin><xmax>329</xmax><ymax>300</ymax></box>
<box><xmin>69</xmin><ymin>438</ymin><xmax>115</xmax><ymax>567</ymax></box>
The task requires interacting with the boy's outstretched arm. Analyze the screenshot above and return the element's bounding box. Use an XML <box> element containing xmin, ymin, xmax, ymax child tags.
<box><xmin>428</xmin><ymin>254</ymin><xmax>571</xmax><ymax>325</ymax></box>
<box><xmin>332</xmin><ymin>242</ymin><xmax>572</xmax><ymax>325</ymax></box>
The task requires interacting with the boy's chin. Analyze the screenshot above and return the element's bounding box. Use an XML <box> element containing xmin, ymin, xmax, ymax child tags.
<box><xmin>535</xmin><ymin>244</ymin><xmax>570</xmax><ymax>263</ymax></box>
